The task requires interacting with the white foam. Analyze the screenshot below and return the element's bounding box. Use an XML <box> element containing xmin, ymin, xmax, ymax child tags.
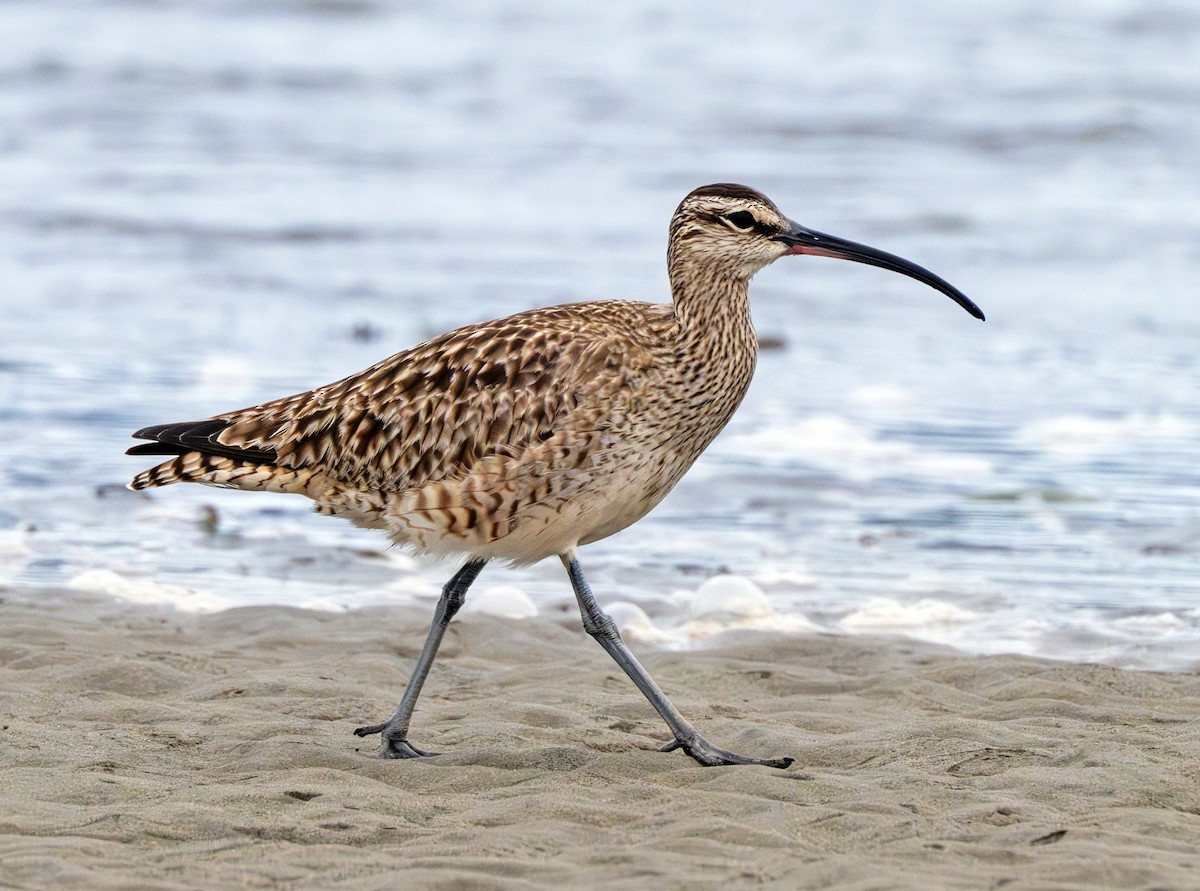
<box><xmin>692</xmin><ymin>575</ymin><xmax>772</xmax><ymax>619</ymax></box>
<box><xmin>1017</xmin><ymin>413</ymin><xmax>1198</xmax><ymax>453</ymax></box>
<box><xmin>839</xmin><ymin>596</ymin><xmax>976</xmax><ymax>631</ymax></box>
<box><xmin>462</xmin><ymin>585</ymin><xmax>538</xmax><ymax>619</ymax></box>
<box><xmin>605</xmin><ymin>601</ymin><xmax>673</xmax><ymax>644</ymax></box>
<box><xmin>683</xmin><ymin>612</ymin><xmax>822</xmax><ymax>641</ymax></box>
<box><xmin>681</xmin><ymin>575</ymin><xmax>821</xmax><ymax>640</ymax></box>
<box><xmin>1016</xmin><ymin>618</ymin><xmax>1052</xmax><ymax>635</ymax></box>
<box><xmin>294</xmin><ymin>596</ymin><xmax>351</xmax><ymax>612</ymax></box>
<box><xmin>722</xmin><ymin>414</ymin><xmax>993</xmax><ymax>481</ymax></box>
<box><xmin>67</xmin><ymin>568</ymin><xmax>225</xmax><ymax>613</ymax></box>
<box><xmin>1109</xmin><ymin>612</ymin><xmax>1188</xmax><ymax>636</ymax></box>
<box><xmin>384</xmin><ymin>574</ymin><xmax>442</xmax><ymax>601</ymax></box>
<box><xmin>0</xmin><ymin>529</ymin><xmax>32</xmax><ymax>566</ymax></box>
<box><xmin>848</xmin><ymin>383</ymin><xmax>912</xmax><ymax>408</ymax></box>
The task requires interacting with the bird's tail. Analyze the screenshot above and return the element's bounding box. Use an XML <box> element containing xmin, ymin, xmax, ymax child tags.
<box><xmin>127</xmin><ymin>416</ymin><xmax>306</xmax><ymax>492</ymax></box>
<box><xmin>129</xmin><ymin>454</ymin><xmax>208</xmax><ymax>490</ymax></box>
<box><xmin>129</xmin><ymin>452</ymin><xmax>320</xmax><ymax>495</ymax></box>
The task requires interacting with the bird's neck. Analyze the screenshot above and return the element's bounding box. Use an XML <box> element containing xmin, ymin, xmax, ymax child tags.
<box><xmin>668</xmin><ymin>258</ymin><xmax>757</xmax><ymax>360</ymax></box>
<box><xmin>653</xmin><ymin>255</ymin><xmax>758</xmax><ymax>461</ymax></box>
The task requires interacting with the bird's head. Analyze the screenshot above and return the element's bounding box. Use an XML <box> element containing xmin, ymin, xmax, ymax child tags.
<box><xmin>669</xmin><ymin>183</ymin><xmax>984</xmax><ymax>321</ymax></box>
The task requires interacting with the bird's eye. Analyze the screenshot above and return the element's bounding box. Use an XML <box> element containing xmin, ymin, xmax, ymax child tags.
<box><xmin>723</xmin><ymin>210</ymin><xmax>757</xmax><ymax>231</ymax></box>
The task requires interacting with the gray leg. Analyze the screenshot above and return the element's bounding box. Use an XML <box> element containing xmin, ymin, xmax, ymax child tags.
<box><xmin>563</xmin><ymin>556</ymin><xmax>794</xmax><ymax>769</ymax></box>
<box><xmin>354</xmin><ymin>559</ymin><xmax>487</xmax><ymax>758</ymax></box>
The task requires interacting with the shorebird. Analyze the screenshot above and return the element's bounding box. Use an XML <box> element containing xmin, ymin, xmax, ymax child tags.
<box><xmin>128</xmin><ymin>183</ymin><xmax>983</xmax><ymax>768</ymax></box>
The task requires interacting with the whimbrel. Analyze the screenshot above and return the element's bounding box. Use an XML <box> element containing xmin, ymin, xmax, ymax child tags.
<box><xmin>128</xmin><ymin>184</ymin><xmax>983</xmax><ymax>768</ymax></box>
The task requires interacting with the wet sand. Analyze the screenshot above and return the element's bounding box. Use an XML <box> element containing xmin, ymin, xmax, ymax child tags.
<box><xmin>2</xmin><ymin>589</ymin><xmax>1198</xmax><ymax>889</ymax></box>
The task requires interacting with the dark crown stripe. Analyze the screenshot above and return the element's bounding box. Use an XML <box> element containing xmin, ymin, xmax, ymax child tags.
<box><xmin>683</xmin><ymin>183</ymin><xmax>770</xmax><ymax>204</ymax></box>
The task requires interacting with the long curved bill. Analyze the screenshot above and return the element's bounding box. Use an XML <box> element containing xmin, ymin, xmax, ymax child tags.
<box><xmin>778</xmin><ymin>224</ymin><xmax>985</xmax><ymax>321</ymax></box>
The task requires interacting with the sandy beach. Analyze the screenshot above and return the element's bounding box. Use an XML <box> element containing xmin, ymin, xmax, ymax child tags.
<box><xmin>0</xmin><ymin>589</ymin><xmax>1196</xmax><ymax>890</ymax></box>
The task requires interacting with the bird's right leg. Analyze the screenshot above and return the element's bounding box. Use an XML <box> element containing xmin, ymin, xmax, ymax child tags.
<box><xmin>354</xmin><ymin>559</ymin><xmax>487</xmax><ymax>758</ymax></box>
<box><xmin>563</xmin><ymin>555</ymin><xmax>794</xmax><ymax>769</ymax></box>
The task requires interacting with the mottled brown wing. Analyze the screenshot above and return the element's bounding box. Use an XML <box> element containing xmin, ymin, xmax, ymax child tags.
<box><xmin>133</xmin><ymin>301</ymin><xmax>666</xmax><ymax>494</ymax></box>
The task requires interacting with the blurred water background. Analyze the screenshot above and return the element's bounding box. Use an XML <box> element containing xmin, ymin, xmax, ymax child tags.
<box><xmin>2</xmin><ymin>0</ymin><xmax>1199</xmax><ymax>670</ymax></box>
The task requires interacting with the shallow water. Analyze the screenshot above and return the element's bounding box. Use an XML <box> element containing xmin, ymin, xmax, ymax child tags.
<box><xmin>3</xmin><ymin>0</ymin><xmax>1199</xmax><ymax>671</ymax></box>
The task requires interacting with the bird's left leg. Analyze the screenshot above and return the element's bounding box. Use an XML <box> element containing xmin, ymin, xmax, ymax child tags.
<box><xmin>354</xmin><ymin>559</ymin><xmax>487</xmax><ymax>758</ymax></box>
<box><xmin>562</xmin><ymin>554</ymin><xmax>794</xmax><ymax>769</ymax></box>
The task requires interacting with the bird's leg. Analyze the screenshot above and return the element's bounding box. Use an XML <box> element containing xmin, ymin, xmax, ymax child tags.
<box><xmin>562</xmin><ymin>556</ymin><xmax>794</xmax><ymax>769</ymax></box>
<box><xmin>354</xmin><ymin>559</ymin><xmax>487</xmax><ymax>758</ymax></box>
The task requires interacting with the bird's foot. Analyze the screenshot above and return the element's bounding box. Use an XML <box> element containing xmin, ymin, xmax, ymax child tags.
<box><xmin>381</xmin><ymin>737</ymin><xmax>437</xmax><ymax>759</ymax></box>
<box><xmin>353</xmin><ymin>721</ymin><xmax>437</xmax><ymax>759</ymax></box>
<box><xmin>661</xmin><ymin>735</ymin><xmax>794</xmax><ymax>769</ymax></box>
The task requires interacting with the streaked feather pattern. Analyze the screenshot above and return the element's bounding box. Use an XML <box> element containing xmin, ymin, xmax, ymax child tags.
<box><xmin>130</xmin><ymin>185</ymin><xmax>782</xmax><ymax>564</ymax></box>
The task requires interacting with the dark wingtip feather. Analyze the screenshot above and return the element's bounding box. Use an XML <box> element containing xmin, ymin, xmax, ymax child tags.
<box><xmin>129</xmin><ymin>418</ymin><xmax>278</xmax><ymax>464</ymax></box>
<box><xmin>126</xmin><ymin>442</ymin><xmax>187</xmax><ymax>457</ymax></box>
